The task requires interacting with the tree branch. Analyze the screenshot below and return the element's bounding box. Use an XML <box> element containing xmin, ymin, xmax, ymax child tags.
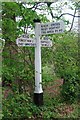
<box><xmin>58</xmin><ymin>13</ymin><xmax>80</xmax><ymax>18</ymax></box>
<box><xmin>11</xmin><ymin>42</ymin><xmax>33</xmax><ymax>68</ymax></box>
<box><xmin>69</xmin><ymin>8</ymin><xmax>77</xmax><ymax>32</ymax></box>
<box><xmin>46</xmin><ymin>2</ymin><xmax>54</xmax><ymax>19</ymax></box>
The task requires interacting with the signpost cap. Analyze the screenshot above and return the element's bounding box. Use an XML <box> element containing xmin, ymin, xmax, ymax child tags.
<box><xmin>33</xmin><ymin>19</ymin><xmax>41</xmax><ymax>23</ymax></box>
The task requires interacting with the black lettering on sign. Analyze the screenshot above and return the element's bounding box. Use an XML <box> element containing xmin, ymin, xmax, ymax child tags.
<box><xmin>19</xmin><ymin>39</ymin><xmax>26</xmax><ymax>42</ymax></box>
<box><xmin>27</xmin><ymin>40</ymin><xmax>32</xmax><ymax>42</ymax></box>
<box><xmin>59</xmin><ymin>29</ymin><xmax>62</xmax><ymax>32</ymax></box>
<box><xmin>44</xmin><ymin>44</ymin><xmax>46</xmax><ymax>46</ymax></box>
<box><xmin>55</xmin><ymin>30</ymin><xmax>58</xmax><ymax>32</ymax></box>
<box><xmin>49</xmin><ymin>27</ymin><xmax>55</xmax><ymax>30</ymax></box>
<box><xmin>41</xmin><ymin>28</ymin><xmax>45</xmax><ymax>31</ymax></box>
<box><xmin>49</xmin><ymin>27</ymin><xmax>52</xmax><ymax>30</ymax></box>
<box><xmin>41</xmin><ymin>44</ymin><xmax>43</xmax><ymax>46</ymax></box>
<box><xmin>47</xmin><ymin>31</ymin><xmax>51</xmax><ymax>33</ymax></box>
<box><xmin>41</xmin><ymin>24</ymin><xmax>48</xmax><ymax>28</ymax></box>
<box><xmin>18</xmin><ymin>43</ymin><xmax>23</xmax><ymax>45</ymax></box>
<box><xmin>52</xmin><ymin>31</ymin><xmax>54</xmax><ymax>33</ymax></box>
<box><xmin>55</xmin><ymin>23</ymin><xmax>60</xmax><ymax>26</ymax></box>
<box><xmin>25</xmin><ymin>43</ymin><xmax>30</xmax><ymax>45</ymax></box>
<box><xmin>52</xmin><ymin>27</ymin><xmax>55</xmax><ymax>29</ymax></box>
<box><xmin>55</xmin><ymin>26</ymin><xmax>60</xmax><ymax>29</ymax></box>
<box><xmin>41</xmin><ymin>41</ymin><xmax>45</xmax><ymax>43</ymax></box>
<box><xmin>42</xmin><ymin>31</ymin><xmax>46</xmax><ymax>34</ymax></box>
<box><xmin>51</xmin><ymin>23</ymin><xmax>55</xmax><ymax>26</ymax></box>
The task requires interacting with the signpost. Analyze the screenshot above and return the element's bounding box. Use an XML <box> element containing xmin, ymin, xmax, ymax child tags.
<box><xmin>16</xmin><ymin>37</ymin><xmax>36</xmax><ymax>47</ymax></box>
<box><xmin>40</xmin><ymin>21</ymin><xmax>64</xmax><ymax>35</ymax></box>
<box><xmin>16</xmin><ymin>20</ymin><xmax>64</xmax><ymax>106</ymax></box>
<box><xmin>41</xmin><ymin>39</ymin><xmax>52</xmax><ymax>47</ymax></box>
<box><xmin>16</xmin><ymin>37</ymin><xmax>52</xmax><ymax>47</ymax></box>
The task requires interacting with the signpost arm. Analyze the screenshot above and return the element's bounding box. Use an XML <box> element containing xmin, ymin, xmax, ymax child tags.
<box><xmin>34</xmin><ymin>21</ymin><xmax>43</xmax><ymax>106</ymax></box>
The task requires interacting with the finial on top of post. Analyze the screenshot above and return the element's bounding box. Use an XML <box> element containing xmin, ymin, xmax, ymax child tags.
<box><xmin>33</xmin><ymin>19</ymin><xmax>41</xmax><ymax>23</ymax></box>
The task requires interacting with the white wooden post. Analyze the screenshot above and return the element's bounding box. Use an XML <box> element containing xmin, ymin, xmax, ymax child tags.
<box><xmin>34</xmin><ymin>22</ymin><xmax>43</xmax><ymax>106</ymax></box>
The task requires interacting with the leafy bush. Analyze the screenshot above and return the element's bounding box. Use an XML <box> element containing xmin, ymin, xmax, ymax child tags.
<box><xmin>53</xmin><ymin>32</ymin><xmax>79</xmax><ymax>102</ymax></box>
<box><xmin>2</xmin><ymin>90</ymin><xmax>62</xmax><ymax>119</ymax></box>
<box><xmin>2</xmin><ymin>93</ymin><xmax>42</xmax><ymax>119</ymax></box>
<box><xmin>42</xmin><ymin>65</ymin><xmax>55</xmax><ymax>86</ymax></box>
<box><xmin>3</xmin><ymin>93</ymin><xmax>31</xmax><ymax>118</ymax></box>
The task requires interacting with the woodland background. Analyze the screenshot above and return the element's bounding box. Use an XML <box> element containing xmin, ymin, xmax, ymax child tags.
<box><xmin>0</xmin><ymin>1</ymin><xmax>80</xmax><ymax>119</ymax></box>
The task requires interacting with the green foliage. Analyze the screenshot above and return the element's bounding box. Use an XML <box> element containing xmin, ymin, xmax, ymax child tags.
<box><xmin>61</xmin><ymin>82</ymin><xmax>78</xmax><ymax>103</ymax></box>
<box><xmin>2</xmin><ymin>2</ymin><xmax>50</xmax><ymax>95</ymax></box>
<box><xmin>2</xmin><ymin>2</ymin><xmax>21</xmax><ymax>17</ymax></box>
<box><xmin>18</xmin><ymin>6</ymin><xmax>38</xmax><ymax>27</ymax></box>
<box><xmin>42</xmin><ymin>65</ymin><xmax>55</xmax><ymax>85</ymax></box>
<box><xmin>2</xmin><ymin>2</ymin><xmax>19</xmax><ymax>41</ymax></box>
<box><xmin>2</xmin><ymin>90</ymin><xmax>79</xmax><ymax>119</ymax></box>
<box><xmin>53</xmin><ymin>32</ymin><xmax>79</xmax><ymax>102</ymax></box>
<box><xmin>2</xmin><ymin>1</ymin><xmax>80</xmax><ymax>119</ymax></box>
<box><xmin>2</xmin><ymin>2</ymin><xmax>37</xmax><ymax>93</ymax></box>
<box><xmin>3</xmin><ymin>93</ymin><xmax>33</xmax><ymax>119</ymax></box>
<box><xmin>2</xmin><ymin>92</ymin><xmax>59</xmax><ymax>119</ymax></box>
<box><xmin>2</xmin><ymin>18</ymin><xmax>17</xmax><ymax>41</ymax></box>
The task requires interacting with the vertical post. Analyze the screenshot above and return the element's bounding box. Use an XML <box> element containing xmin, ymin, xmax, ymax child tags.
<box><xmin>34</xmin><ymin>21</ymin><xmax>43</xmax><ymax>106</ymax></box>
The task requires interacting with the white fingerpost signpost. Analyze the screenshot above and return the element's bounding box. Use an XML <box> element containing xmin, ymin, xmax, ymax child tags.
<box><xmin>16</xmin><ymin>19</ymin><xmax>64</xmax><ymax>106</ymax></box>
<box><xmin>34</xmin><ymin>21</ymin><xmax>43</xmax><ymax>105</ymax></box>
<box><xmin>40</xmin><ymin>21</ymin><xmax>64</xmax><ymax>35</ymax></box>
<box><xmin>33</xmin><ymin>20</ymin><xmax>64</xmax><ymax>106</ymax></box>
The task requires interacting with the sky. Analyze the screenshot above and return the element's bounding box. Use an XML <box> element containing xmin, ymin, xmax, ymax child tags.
<box><xmin>35</xmin><ymin>0</ymin><xmax>79</xmax><ymax>31</ymax></box>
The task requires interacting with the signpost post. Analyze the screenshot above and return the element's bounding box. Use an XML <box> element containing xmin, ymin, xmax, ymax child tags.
<box><xmin>34</xmin><ymin>20</ymin><xmax>64</xmax><ymax>106</ymax></box>
<box><xmin>34</xmin><ymin>22</ymin><xmax>43</xmax><ymax>106</ymax></box>
<box><xmin>16</xmin><ymin>20</ymin><xmax>64</xmax><ymax>106</ymax></box>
